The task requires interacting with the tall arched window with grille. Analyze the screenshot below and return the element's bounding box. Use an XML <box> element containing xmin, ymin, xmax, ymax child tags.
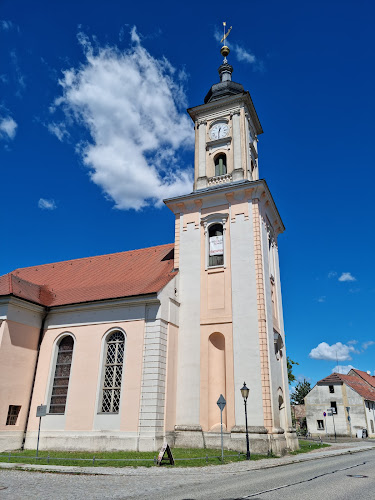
<box><xmin>49</xmin><ymin>336</ymin><xmax>74</xmax><ymax>414</ymax></box>
<box><xmin>101</xmin><ymin>331</ymin><xmax>125</xmax><ymax>413</ymax></box>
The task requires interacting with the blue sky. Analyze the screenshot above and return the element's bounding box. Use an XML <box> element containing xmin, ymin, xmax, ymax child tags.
<box><xmin>1</xmin><ymin>0</ymin><xmax>374</xmax><ymax>387</ymax></box>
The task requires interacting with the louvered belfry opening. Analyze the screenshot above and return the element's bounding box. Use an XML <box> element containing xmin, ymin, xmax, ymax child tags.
<box><xmin>101</xmin><ymin>331</ymin><xmax>125</xmax><ymax>413</ymax></box>
<box><xmin>49</xmin><ymin>336</ymin><xmax>74</xmax><ymax>414</ymax></box>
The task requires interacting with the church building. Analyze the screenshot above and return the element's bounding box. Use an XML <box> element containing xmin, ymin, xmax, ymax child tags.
<box><xmin>0</xmin><ymin>42</ymin><xmax>298</xmax><ymax>455</ymax></box>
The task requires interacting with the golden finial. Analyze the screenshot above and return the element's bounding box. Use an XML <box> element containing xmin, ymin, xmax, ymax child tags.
<box><xmin>220</xmin><ymin>22</ymin><xmax>232</xmax><ymax>59</ymax></box>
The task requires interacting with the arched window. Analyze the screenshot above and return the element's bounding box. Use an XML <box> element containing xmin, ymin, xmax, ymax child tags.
<box><xmin>209</xmin><ymin>223</ymin><xmax>224</xmax><ymax>267</ymax></box>
<box><xmin>49</xmin><ymin>336</ymin><xmax>74</xmax><ymax>414</ymax></box>
<box><xmin>215</xmin><ymin>154</ymin><xmax>227</xmax><ymax>177</ymax></box>
<box><xmin>101</xmin><ymin>331</ymin><xmax>125</xmax><ymax>413</ymax></box>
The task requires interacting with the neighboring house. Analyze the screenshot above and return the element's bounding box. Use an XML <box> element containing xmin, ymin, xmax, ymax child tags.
<box><xmin>305</xmin><ymin>369</ymin><xmax>375</xmax><ymax>438</ymax></box>
<box><xmin>0</xmin><ymin>47</ymin><xmax>298</xmax><ymax>455</ymax></box>
<box><xmin>291</xmin><ymin>404</ymin><xmax>306</xmax><ymax>431</ymax></box>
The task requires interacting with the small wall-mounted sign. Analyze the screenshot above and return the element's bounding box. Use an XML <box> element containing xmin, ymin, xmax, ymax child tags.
<box><xmin>36</xmin><ymin>405</ymin><xmax>47</xmax><ymax>418</ymax></box>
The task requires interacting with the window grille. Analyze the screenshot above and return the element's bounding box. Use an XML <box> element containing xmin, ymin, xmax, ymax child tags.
<box><xmin>101</xmin><ymin>331</ymin><xmax>125</xmax><ymax>413</ymax></box>
<box><xmin>6</xmin><ymin>405</ymin><xmax>21</xmax><ymax>425</ymax></box>
<box><xmin>49</xmin><ymin>336</ymin><xmax>74</xmax><ymax>414</ymax></box>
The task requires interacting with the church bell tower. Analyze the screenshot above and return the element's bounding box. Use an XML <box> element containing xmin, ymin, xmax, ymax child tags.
<box><xmin>164</xmin><ymin>31</ymin><xmax>298</xmax><ymax>454</ymax></box>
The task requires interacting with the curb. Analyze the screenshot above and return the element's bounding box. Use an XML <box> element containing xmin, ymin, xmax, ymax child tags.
<box><xmin>0</xmin><ymin>445</ymin><xmax>374</xmax><ymax>477</ymax></box>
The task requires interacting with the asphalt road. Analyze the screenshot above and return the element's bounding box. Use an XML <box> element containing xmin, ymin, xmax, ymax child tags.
<box><xmin>0</xmin><ymin>449</ymin><xmax>374</xmax><ymax>500</ymax></box>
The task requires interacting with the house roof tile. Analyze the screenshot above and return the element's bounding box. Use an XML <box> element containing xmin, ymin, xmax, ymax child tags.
<box><xmin>317</xmin><ymin>372</ymin><xmax>375</xmax><ymax>402</ymax></box>
<box><xmin>0</xmin><ymin>243</ymin><xmax>176</xmax><ymax>307</ymax></box>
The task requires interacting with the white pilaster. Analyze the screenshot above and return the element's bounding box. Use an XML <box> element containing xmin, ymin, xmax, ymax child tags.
<box><xmin>232</xmin><ymin>112</ymin><xmax>243</xmax><ymax>181</ymax></box>
<box><xmin>176</xmin><ymin>219</ymin><xmax>201</xmax><ymax>426</ymax></box>
<box><xmin>230</xmin><ymin>208</ymin><xmax>264</xmax><ymax>427</ymax></box>
<box><xmin>138</xmin><ymin>305</ymin><xmax>168</xmax><ymax>450</ymax></box>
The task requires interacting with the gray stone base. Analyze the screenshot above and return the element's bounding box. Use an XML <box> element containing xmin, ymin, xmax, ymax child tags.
<box><xmin>174</xmin><ymin>425</ymin><xmax>205</xmax><ymax>448</ymax></box>
<box><xmin>232</xmin><ymin>168</ymin><xmax>244</xmax><ymax>182</ymax></box>
<box><xmin>23</xmin><ymin>431</ymin><xmax>140</xmax><ymax>452</ymax></box>
<box><xmin>16</xmin><ymin>427</ymin><xmax>299</xmax><ymax>455</ymax></box>
<box><xmin>196</xmin><ymin>176</ymin><xmax>208</xmax><ymax>189</ymax></box>
<box><xmin>0</xmin><ymin>431</ymin><xmax>24</xmax><ymax>452</ymax></box>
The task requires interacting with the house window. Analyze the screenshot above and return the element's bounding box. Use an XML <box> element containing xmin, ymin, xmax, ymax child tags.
<box><xmin>214</xmin><ymin>154</ymin><xmax>227</xmax><ymax>177</ymax></box>
<box><xmin>330</xmin><ymin>401</ymin><xmax>337</xmax><ymax>414</ymax></box>
<box><xmin>317</xmin><ymin>419</ymin><xmax>324</xmax><ymax>430</ymax></box>
<box><xmin>6</xmin><ymin>405</ymin><xmax>21</xmax><ymax>425</ymax></box>
<box><xmin>329</xmin><ymin>385</ymin><xmax>334</xmax><ymax>393</ymax></box>
<box><xmin>371</xmin><ymin>420</ymin><xmax>374</xmax><ymax>434</ymax></box>
<box><xmin>101</xmin><ymin>331</ymin><xmax>125</xmax><ymax>413</ymax></box>
<box><xmin>49</xmin><ymin>336</ymin><xmax>74</xmax><ymax>414</ymax></box>
<box><xmin>208</xmin><ymin>224</ymin><xmax>224</xmax><ymax>267</ymax></box>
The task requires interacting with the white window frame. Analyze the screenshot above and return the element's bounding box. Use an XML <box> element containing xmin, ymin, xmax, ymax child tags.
<box><xmin>201</xmin><ymin>213</ymin><xmax>229</xmax><ymax>270</ymax></box>
<box><xmin>47</xmin><ymin>333</ymin><xmax>75</xmax><ymax>415</ymax></box>
<box><xmin>98</xmin><ymin>328</ymin><xmax>127</xmax><ymax>414</ymax></box>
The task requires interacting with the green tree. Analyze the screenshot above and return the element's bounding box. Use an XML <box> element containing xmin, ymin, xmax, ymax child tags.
<box><xmin>290</xmin><ymin>379</ymin><xmax>311</xmax><ymax>405</ymax></box>
<box><xmin>287</xmin><ymin>357</ymin><xmax>299</xmax><ymax>384</ymax></box>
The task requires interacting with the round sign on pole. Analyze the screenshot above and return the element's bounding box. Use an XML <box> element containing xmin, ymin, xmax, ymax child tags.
<box><xmin>323</xmin><ymin>412</ymin><xmax>326</xmax><ymax>417</ymax></box>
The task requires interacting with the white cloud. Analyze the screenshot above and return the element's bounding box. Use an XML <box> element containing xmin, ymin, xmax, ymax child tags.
<box><xmin>0</xmin><ymin>115</ymin><xmax>17</xmax><ymax>140</ymax></box>
<box><xmin>338</xmin><ymin>272</ymin><xmax>356</xmax><ymax>282</ymax></box>
<box><xmin>317</xmin><ymin>296</ymin><xmax>326</xmax><ymax>303</ymax></box>
<box><xmin>328</xmin><ymin>271</ymin><xmax>337</xmax><ymax>279</ymax></box>
<box><xmin>309</xmin><ymin>342</ymin><xmax>357</xmax><ymax>361</ymax></box>
<box><xmin>234</xmin><ymin>45</ymin><xmax>256</xmax><ymax>64</ymax></box>
<box><xmin>362</xmin><ymin>341</ymin><xmax>375</xmax><ymax>350</ymax></box>
<box><xmin>50</xmin><ymin>28</ymin><xmax>193</xmax><ymax>210</ymax></box>
<box><xmin>10</xmin><ymin>50</ymin><xmax>26</xmax><ymax>96</ymax></box>
<box><xmin>332</xmin><ymin>365</ymin><xmax>355</xmax><ymax>374</ymax></box>
<box><xmin>48</xmin><ymin>122</ymin><xmax>69</xmax><ymax>142</ymax></box>
<box><xmin>0</xmin><ymin>20</ymin><xmax>16</xmax><ymax>31</ymax></box>
<box><xmin>38</xmin><ymin>198</ymin><xmax>57</xmax><ymax>210</ymax></box>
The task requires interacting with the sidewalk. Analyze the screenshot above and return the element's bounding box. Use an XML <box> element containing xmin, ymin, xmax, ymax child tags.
<box><xmin>0</xmin><ymin>441</ymin><xmax>374</xmax><ymax>477</ymax></box>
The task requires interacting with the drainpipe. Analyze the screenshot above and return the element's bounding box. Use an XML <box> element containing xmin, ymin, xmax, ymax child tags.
<box><xmin>21</xmin><ymin>307</ymin><xmax>49</xmax><ymax>450</ymax></box>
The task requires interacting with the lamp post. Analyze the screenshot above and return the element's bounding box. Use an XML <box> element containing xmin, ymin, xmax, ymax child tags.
<box><xmin>241</xmin><ymin>382</ymin><xmax>251</xmax><ymax>460</ymax></box>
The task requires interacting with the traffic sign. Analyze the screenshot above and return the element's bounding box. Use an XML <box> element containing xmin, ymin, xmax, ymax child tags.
<box><xmin>217</xmin><ymin>394</ymin><xmax>226</xmax><ymax>410</ymax></box>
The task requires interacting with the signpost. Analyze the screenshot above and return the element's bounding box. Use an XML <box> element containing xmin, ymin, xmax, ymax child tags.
<box><xmin>36</xmin><ymin>404</ymin><xmax>47</xmax><ymax>457</ymax></box>
<box><xmin>217</xmin><ymin>394</ymin><xmax>226</xmax><ymax>462</ymax></box>
<box><xmin>327</xmin><ymin>407</ymin><xmax>337</xmax><ymax>442</ymax></box>
<box><xmin>323</xmin><ymin>411</ymin><xmax>327</xmax><ymax>437</ymax></box>
<box><xmin>346</xmin><ymin>406</ymin><xmax>352</xmax><ymax>438</ymax></box>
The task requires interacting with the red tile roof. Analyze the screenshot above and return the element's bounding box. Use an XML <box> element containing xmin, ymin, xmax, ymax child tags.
<box><xmin>0</xmin><ymin>244</ymin><xmax>176</xmax><ymax>307</ymax></box>
<box><xmin>349</xmin><ymin>369</ymin><xmax>375</xmax><ymax>388</ymax></box>
<box><xmin>318</xmin><ymin>372</ymin><xmax>375</xmax><ymax>402</ymax></box>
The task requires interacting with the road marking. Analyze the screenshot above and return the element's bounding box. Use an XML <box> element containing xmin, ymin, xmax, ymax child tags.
<box><xmin>241</xmin><ymin>462</ymin><xmax>367</xmax><ymax>498</ymax></box>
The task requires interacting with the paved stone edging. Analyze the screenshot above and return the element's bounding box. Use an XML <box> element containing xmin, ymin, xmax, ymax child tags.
<box><xmin>0</xmin><ymin>444</ymin><xmax>374</xmax><ymax>477</ymax></box>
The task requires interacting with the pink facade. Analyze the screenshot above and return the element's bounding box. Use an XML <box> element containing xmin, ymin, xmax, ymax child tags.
<box><xmin>0</xmin><ymin>48</ymin><xmax>298</xmax><ymax>454</ymax></box>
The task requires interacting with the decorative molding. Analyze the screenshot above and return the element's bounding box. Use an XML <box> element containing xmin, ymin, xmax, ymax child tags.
<box><xmin>207</xmin><ymin>173</ymin><xmax>233</xmax><ymax>186</ymax></box>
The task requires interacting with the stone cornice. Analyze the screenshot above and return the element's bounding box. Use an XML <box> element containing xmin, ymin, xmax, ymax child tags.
<box><xmin>0</xmin><ymin>295</ymin><xmax>45</xmax><ymax>315</ymax></box>
<box><xmin>48</xmin><ymin>294</ymin><xmax>160</xmax><ymax>316</ymax></box>
<box><xmin>164</xmin><ymin>179</ymin><xmax>285</xmax><ymax>233</ymax></box>
<box><xmin>187</xmin><ymin>91</ymin><xmax>263</xmax><ymax>135</ymax></box>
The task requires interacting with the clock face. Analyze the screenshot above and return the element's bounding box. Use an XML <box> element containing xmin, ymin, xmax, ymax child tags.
<box><xmin>210</xmin><ymin>122</ymin><xmax>229</xmax><ymax>140</ymax></box>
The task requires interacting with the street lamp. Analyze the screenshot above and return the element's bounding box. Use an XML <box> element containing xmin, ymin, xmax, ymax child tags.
<box><xmin>240</xmin><ymin>382</ymin><xmax>251</xmax><ymax>460</ymax></box>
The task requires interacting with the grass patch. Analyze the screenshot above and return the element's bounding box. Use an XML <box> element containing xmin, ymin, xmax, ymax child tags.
<box><xmin>289</xmin><ymin>440</ymin><xmax>330</xmax><ymax>455</ymax></box>
<box><xmin>0</xmin><ymin>448</ymin><xmax>276</xmax><ymax>468</ymax></box>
